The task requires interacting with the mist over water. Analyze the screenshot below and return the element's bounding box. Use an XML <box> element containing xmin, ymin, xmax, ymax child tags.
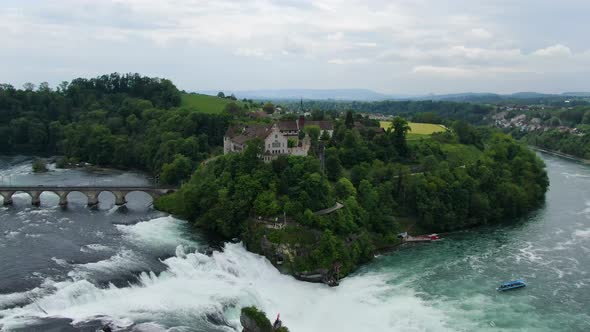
<box><xmin>1</xmin><ymin>154</ymin><xmax>589</xmax><ymax>331</ymax></box>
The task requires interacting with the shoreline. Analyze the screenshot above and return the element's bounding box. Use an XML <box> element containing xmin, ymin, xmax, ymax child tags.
<box><xmin>529</xmin><ymin>146</ymin><xmax>590</xmax><ymax>165</ymax></box>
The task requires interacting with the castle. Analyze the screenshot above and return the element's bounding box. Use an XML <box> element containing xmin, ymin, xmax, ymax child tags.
<box><xmin>224</xmin><ymin>116</ymin><xmax>333</xmax><ymax>162</ymax></box>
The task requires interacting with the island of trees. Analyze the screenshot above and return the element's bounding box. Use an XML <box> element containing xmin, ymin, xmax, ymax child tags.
<box><xmin>1</xmin><ymin>73</ymin><xmax>549</xmax><ymax>283</ymax></box>
<box><xmin>157</xmin><ymin>112</ymin><xmax>548</xmax><ymax>280</ymax></box>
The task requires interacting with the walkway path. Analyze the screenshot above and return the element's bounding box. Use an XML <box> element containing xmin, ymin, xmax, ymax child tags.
<box><xmin>314</xmin><ymin>202</ymin><xmax>344</xmax><ymax>215</ymax></box>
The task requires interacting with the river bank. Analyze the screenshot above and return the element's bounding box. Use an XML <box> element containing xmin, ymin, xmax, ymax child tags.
<box><xmin>529</xmin><ymin>146</ymin><xmax>590</xmax><ymax>165</ymax></box>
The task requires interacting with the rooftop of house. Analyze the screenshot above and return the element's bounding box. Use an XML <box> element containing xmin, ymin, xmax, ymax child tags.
<box><xmin>278</xmin><ymin>121</ymin><xmax>299</xmax><ymax>132</ymax></box>
<box><xmin>305</xmin><ymin>120</ymin><xmax>334</xmax><ymax>131</ymax></box>
<box><xmin>226</xmin><ymin>124</ymin><xmax>274</xmax><ymax>144</ymax></box>
<box><xmin>225</xmin><ymin>118</ymin><xmax>336</xmax><ymax>143</ymax></box>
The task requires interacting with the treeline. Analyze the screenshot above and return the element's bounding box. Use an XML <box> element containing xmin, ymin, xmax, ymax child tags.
<box><xmin>0</xmin><ymin>73</ymin><xmax>230</xmax><ymax>183</ymax></box>
<box><xmin>157</xmin><ymin>118</ymin><xmax>548</xmax><ymax>276</ymax></box>
<box><xmin>281</xmin><ymin>100</ymin><xmax>492</xmax><ymax>124</ymax></box>
<box><xmin>522</xmin><ymin>130</ymin><xmax>590</xmax><ymax>160</ymax></box>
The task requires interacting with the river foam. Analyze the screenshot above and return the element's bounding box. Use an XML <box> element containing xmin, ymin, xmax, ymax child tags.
<box><xmin>0</xmin><ymin>216</ymin><xmax>452</xmax><ymax>331</ymax></box>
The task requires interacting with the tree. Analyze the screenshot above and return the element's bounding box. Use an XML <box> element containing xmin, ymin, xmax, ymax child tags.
<box><xmin>23</xmin><ymin>82</ymin><xmax>35</xmax><ymax>91</ymax></box>
<box><xmin>160</xmin><ymin>154</ymin><xmax>193</xmax><ymax>185</ymax></box>
<box><xmin>391</xmin><ymin>117</ymin><xmax>411</xmax><ymax>157</ymax></box>
<box><xmin>224</xmin><ymin>102</ymin><xmax>244</xmax><ymax>116</ymax></box>
<box><xmin>583</xmin><ymin>110</ymin><xmax>590</xmax><ymax>125</ymax></box>
<box><xmin>254</xmin><ymin>191</ymin><xmax>280</xmax><ymax>217</ymax></box>
<box><xmin>217</xmin><ymin>91</ymin><xmax>225</xmax><ymax>98</ymax></box>
<box><xmin>298</xmin><ymin>130</ymin><xmax>306</xmax><ymax>141</ymax></box>
<box><xmin>304</xmin><ymin>125</ymin><xmax>321</xmax><ymax>142</ymax></box>
<box><xmin>335</xmin><ymin>178</ymin><xmax>356</xmax><ymax>199</ymax></box>
<box><xmin>263</xmin><ymin>102</ymin><xmax>275</xmax><ymax>114</ymax></box>
<box><xmin>311</xmin><ymin>109</ymin><xmax>325</xmax><ymax>120</ymax></box>
<box><xmin>325</xmin><ymin>147</ymin><xmax>342</xmax><ymax>181</ymax></box>
<box><xmin>243</xmin><ymin>138</ymin><xmax>264</xmax><ymax>170</ymax></box>
<box><xmin>453</xmin><ymin>121</ymin><xmax>482</xmax><ymax>148</ymax></box>
<box><xmin>345</xmin><ymin>111</ymin><xmax>354</xmax><ymax>129</ymax></box>
<box><xmin>57</xmin><ymin>81</ymin><xmax>69</xmax><ymax>93</ymax></box>
<box><xmin>549</xmin><ymin>116</ymin><xmax>561</xmax><ymax>127</ymax></box>
<box><xmin>38</xmin><ymin>82</ymin><xmax>51</xmax><ymax>92</ymax></box>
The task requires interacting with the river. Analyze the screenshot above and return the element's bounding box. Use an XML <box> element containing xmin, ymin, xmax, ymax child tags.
<box><xmin>0</xmin><ymin>154</ymin><xmax>589</xmax><ymax>331</ymax></box>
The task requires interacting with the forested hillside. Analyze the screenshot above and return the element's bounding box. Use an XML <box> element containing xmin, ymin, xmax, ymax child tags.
<box><xmin>0</xmin><ymin>73</ymin><xmax>230</xmax><ymax>180</ymax></box>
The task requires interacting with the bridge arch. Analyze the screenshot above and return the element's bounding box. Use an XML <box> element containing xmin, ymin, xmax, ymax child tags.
<box><xmin>124</xmin><ymin>190</ymin><xmax>157</xmax><ymax>207</ymax></box>
<box><xmin>37</xmin><ymin>191</ymin><xmax>60</xmax><ymax>206</ymax></box>
<box><xmin>66</xmin><ymin>191</ymin><xmax>90</xmax><ymax>206</ymax></box>
<box><xmin>10</xmin><ymin>191</ymin><xmax>33</xmax><ymax>205</ymax></box>
<box><xmin>97</xmin><ymin>190</ymin><xmax>126</xmax><ymax>206</ymax></box>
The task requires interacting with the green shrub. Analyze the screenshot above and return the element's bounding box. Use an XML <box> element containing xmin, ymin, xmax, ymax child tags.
<box><xmin>32</xmin><ymin>158</ymin><xmax>48</xmax><ymax>173</ymax></box>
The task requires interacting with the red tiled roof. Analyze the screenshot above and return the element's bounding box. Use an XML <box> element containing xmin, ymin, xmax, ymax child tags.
<box><xmin>226</xmin><ymin>124</ymin><xmax>273</xmax><ymax>144</ymax></box>
<box><xmin>278</xmin><ymin>121</ymin><xmax>299</xmax><ymax>131</ymax></box>
<box><xmin>305</xmin><ymin>121</ymin><xmax>333</xmax><ymax>130</ymax></box>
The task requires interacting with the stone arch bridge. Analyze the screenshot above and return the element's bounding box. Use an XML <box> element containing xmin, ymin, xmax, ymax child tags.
<box><xmin>0</xmin><ymin>186</ymin><xmax>177</xmax><ymax>208</ymax></box>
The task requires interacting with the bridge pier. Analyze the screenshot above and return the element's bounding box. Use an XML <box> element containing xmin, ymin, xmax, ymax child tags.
<box><xmin>114</xmin><ymin>191</ymin><xmax>127</xmax><ymax>206</ymax></box>
<box><xmin>30</xmin><ymin>191</ymin><xmax>41</xmax><ymax>207</ymax></box>
<box><xmin>56</xmin><ymin>191</ymin><xmax>68</xmax><ymax>208</ymax></box>
<box><xmin>86</xmin><ymin>192</ymin><xmax>99</xmax><ymax>209</ymax></box>
<box><xmin>0</xmin><ymin>191</ymin><xmax>14</xmax><ymax>206</ymax></box>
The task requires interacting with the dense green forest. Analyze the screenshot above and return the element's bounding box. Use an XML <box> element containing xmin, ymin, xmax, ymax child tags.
<box><xmin>0</xmin><ymin>73</ymin><xmax>230</xmax><ymax>182</ymax></box>
<box><xmin>157</xmin><ymin>118</ymin><xmax>548</xmax><ymax>277</ymax></box>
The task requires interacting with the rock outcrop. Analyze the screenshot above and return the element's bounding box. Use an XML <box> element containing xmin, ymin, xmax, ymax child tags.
<box><xmin>240</xmin><ymin>306</ymin><xmax>289</xmax><ymax>332</ymax></box>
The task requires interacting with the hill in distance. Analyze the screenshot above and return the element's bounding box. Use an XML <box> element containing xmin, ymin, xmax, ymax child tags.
<box><xmin>199</xmin><ymin>89</ymin><xmax>401</xmax><ymax>101</ymax></box>
<box><xmin>198</xmin><ymin>89</ymin><xmax>590</xmax><ymax>103</ymax></box>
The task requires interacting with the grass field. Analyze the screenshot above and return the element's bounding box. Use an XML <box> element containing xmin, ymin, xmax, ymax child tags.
<box><xmin>380</xmin><ymin>121</ymin><xmax>447</xmax><ymax>135</ymax></box>
<box><xmin>181</xmin><ymin>93</ymin><xmax>241</xmax><ymax>114</ymax></box>
<box><xmin>440</xmin><ymin>143</ymin><xmax>482</xmax><ymax>165</ymax></box>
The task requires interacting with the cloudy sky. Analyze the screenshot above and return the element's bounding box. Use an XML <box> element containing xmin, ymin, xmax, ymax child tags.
<box><xmin>1</xmin><ymin>0</ymin><xmax>589</xmax><ymax>94</ymax></box>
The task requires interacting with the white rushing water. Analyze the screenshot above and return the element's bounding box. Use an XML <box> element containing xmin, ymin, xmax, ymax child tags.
<box><xmin>0</xmin><ymin>216</ymin><xmax>451</xmax><ymax>331</ymax></box>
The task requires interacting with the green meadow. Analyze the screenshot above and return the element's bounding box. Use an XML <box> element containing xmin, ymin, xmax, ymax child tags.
<box><xmin>181</xmin><ymin>93</ymin><xmax>241</xmax><ymax>114</ymax></box>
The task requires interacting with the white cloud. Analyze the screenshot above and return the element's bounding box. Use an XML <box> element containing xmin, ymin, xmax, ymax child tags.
<box><xmin>533</xmin><ymin>44</ymin><xmax>572</xmax><ymax>57</ymax></box>
<box><xmin>234</xmin><ymin>48</ymin><xmax>268</xmax><ymax>59</ymax></box>
<box><xmin>413</xmin><ymin>65</ymin><xmax>475</xmax><ymax>77</ymax></box>
<box><xmin>328</xmin><ymin>58</ymin><xmax>370</xmax><ymax>65</ymax></box>
<box><xmin>412</xmin><ymin>65</ymin><xmax>530</xmax><ymax>78</ymax></box>
<box><xmin>1</xmin><ymin>0</ymin><xmax>590</xmax><ymax>93</ymax></box>
<box><xmin>469</xmin><ymin>28</ymin><xmax>493</xmax><ymax>39</ymax></box>
<box><xmin>355</xmin><ymin>42</ymin><xmax>378</xmax><ymax>48</ymax></box>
